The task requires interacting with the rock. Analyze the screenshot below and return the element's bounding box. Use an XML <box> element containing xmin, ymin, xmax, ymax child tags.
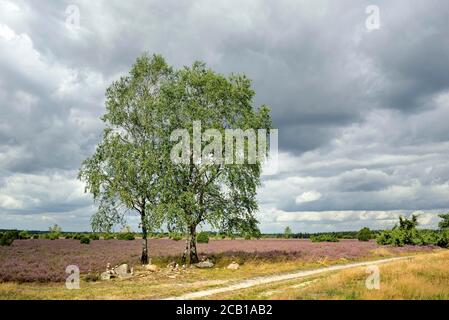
<box><xmin>195</xmin><ymin>260</ymin><xmax>214</xmax><ymax>268</ymax></box>
<box><xmin>115</xmin><ymin>263</ymin><xmax>132</xmax><ymax>278</ymax></box>
<box><xmin>227</xmin><ymin>262</ymin><xmax>240</xmax><ymax>270</ymax></box>
<box><xmin>100</xmin><ymin>271</ymin><xmax>111</xmax><ymax>280</ymax></box>
<box><xmin>144</xmin><ymin>264</ymin><xmax>159</xmax><ymax>272</ymax></box>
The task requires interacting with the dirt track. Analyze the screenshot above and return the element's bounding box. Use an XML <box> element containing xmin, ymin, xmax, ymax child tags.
<box><xmin>164</xmin><ymin>256</ymin><xmax>413</xmax><ymax>300</ymax></box>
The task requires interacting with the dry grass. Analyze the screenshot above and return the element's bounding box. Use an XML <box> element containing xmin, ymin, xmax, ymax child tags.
<box><xmin>207</xmin><ymin>249</ymin><xmax>449</xmax><ymax>300</ymax></box>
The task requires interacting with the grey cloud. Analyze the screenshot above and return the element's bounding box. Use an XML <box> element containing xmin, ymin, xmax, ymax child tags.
<box><xmin>1</xmin><ymin>0</ymin><xmax>449</xmax><ymax>231</ymax></box>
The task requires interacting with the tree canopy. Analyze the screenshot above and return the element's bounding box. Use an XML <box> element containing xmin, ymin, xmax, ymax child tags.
<box><xmin>79</xmin><ymin>53</ymin><xmax>272</xmax><ymax>264</ymax></box>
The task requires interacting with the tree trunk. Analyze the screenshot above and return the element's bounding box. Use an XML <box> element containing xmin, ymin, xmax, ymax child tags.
<box><xmin>181</xmin><ymin>236</ymin><xmax>189</xmax><ymax>264</ymax></box>
<box><xmin>189</xmin><ymin>225</ymin><xmax>199</xmax><ymax>264</ymax></box>
<box><xmin>141</xmin><ymin>218</ymin><xmax>149</xmax><ymax>265</ymax></box>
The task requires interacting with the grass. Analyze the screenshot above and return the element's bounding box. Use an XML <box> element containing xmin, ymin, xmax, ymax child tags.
<box><xmin>206</xmin><ymin>249</ymin><xmax>449</xmax><ymax>300</ymax></box>
<box><xmin>0</xmin><ymin>248</ymin><xmax>438</xmax><ymax>300</ymax></box>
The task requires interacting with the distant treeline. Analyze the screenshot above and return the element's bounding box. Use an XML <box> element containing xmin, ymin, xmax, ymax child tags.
<box><xmin>0</xmin><ymin>229</ymin><xmax>442</xmax><ymax>240</ymax></box>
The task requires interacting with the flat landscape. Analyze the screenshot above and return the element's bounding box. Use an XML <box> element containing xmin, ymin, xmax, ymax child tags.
<box><xmin>0</xmin><ymin>238</ymin><xmax>436</xmax><ymax>282</ymax></box>
<box><xmin>1</xmin><ymin>238</ymin><xmax>444</xmax><ymax>300</ymax></box>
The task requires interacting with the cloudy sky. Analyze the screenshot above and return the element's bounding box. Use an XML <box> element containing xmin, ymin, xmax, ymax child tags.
<box><xmin>1</xmin><ymin>0</ymin><xmax>449</xmax><ymax>232</ymax></box>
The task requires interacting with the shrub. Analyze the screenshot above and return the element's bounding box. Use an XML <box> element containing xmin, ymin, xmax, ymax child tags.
<box><xmin>357</xmin><ymin>227</ymin><xmax>372</xmax><ymax>241</ymax></box>
<box><xmin>0</xmin><ymin>233</ymin><xmax>14</xmax><ymax>246</ymax></box>
<box><xmin>197</xmin><ymin>232</ymin><xmax>209</xmax><ymax>243</ymax></box>
<box><xmin>310</xmin><ymin>234</ymin><xmax>339</xmax><ymax>242</ymax></box>
<box><xmin>47</xmin><ymin>233</ymin><xmax>59</xmax><ymax>240</ymax></box>
<box><xmin>169</xmin><ymin>232</ymin><xmax>183</xmax><ymax>241</ymax></box>
<box><xmin>437</xmin><ymin>230</ymin><xmax>449</xmax><ymax>248</ymax></box>
<box><xmin>102</xmin><ymin>233</ymin><xmax>115</xmax><ymax>240</ymax></box>
<box><xmin>19</xmin><ymin>231</ymin><xmax>30</xmax><ymax>239</ymax></box>
<box><xmin>0</xmin><ymin>230</ymin><xmax>21</xmax><ymax>246</ymax></box>
<box><xmin>32</xmin><ymin>234</ymin><xmax>39</xmax><ymax>239</ymax></box>
<box><xmin>116</xmin><ymin>232</ymin><xmax>135</xmax><ymax>240</ymax></box>
<box><xmin>89</xmin><ymin>234</ymin><xmax>100</xmax><ymax>240</ymax></box>
<box><xmin>80</xmin><ymin>236</ymin><xmax>90</xmax><ymax>244</ymax></box>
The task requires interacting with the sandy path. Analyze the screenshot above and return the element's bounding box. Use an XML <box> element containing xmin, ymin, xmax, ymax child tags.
<box><xmin>163</xmin><ymin>256</ymin><xmax>413</xmax><ymax>300</ymax></box>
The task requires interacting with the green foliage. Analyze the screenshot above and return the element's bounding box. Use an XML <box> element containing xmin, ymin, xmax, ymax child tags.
<box><xmin>116</xmin><ymin>232</ymin><xmax>135</xmax><ymax>240</ymax></box>
<box><xmin>89</xmin><ymin>234</ymin><xmax>100</xmax><ymax>240</ymax></box>
<box><xmin>32</xmin><ymin>234</ymin><xmax>39</xmax><ymax>239</ymax></box>
<box><xmin>438</xmin><ymin>213</ymin><xmax>449</xmax><ymax>230</ymax></box>
<box><xmin>0</xmin><ymin>231</ymin><xmax>17</xmax><ymax>246</ymax></box>
<box><xmin>80</xmin><ymin>236</ymin><xmax>90</xmax><ymax>244</ymax></box>
<box><xmin>102</xmin><ymin>233</ymin><xmax>115</xmax><ymax>240</ymax></box>
<box><xmin>357</xmin><ymin>227</ymin><xmax>372</xmax><ymax>241</ymax></box>
<box><xmin>437</xmin><ymin>230</ymin><xmax>449</xmax><ymax>248</ymax></box>
<box><xmin>284</xmin><ymin>226</ymin><xmax>292</xmax><ymax>239</ymax></box>
<box><xmin>376</xmin><ymin>215</ymin><xmax>444</xmax><ymax>247</ymax></box>
<box><xmin>197</xmin><ymin>232</ymin><xmax>209</xmax><ymax>243</ymax></box>
<box><xmin>169</xmin><ymin>232</ymin><xmax>183</xmax><ymax>241</ymax></box>
<box><xmin>72</xmin><ymin>233</ymin><xmax>86</xmax><ymax>240</ymax></box>
<box><xmin>48</xmin><ymin>224</ymin><xmax>62</xmax><ymax>233</ymax></box>
<box><xmin>18</xmin><ymin>231</ymin><xmax>30</xmax><ymax>239</ymax></box>
<box><xmin>310</xmin><ymin>234</ymin><xmax>339</xmax><ymax>242</ymax></box>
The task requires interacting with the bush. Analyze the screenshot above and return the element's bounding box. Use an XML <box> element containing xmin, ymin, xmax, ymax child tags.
<box><xmin>102</xmin><ymin>233</ymin><xmax>115</xmax><ymax>240</ymax></box>
<box><xmin>32</xmin><ymin>234</ymin><xmax>39</xmax><ymax>239</ymax></box>
<box><xmin>169</xmin><ymin>233</ymin><xmax>183</xmax><ymax>241</ymax></box>
<box><xmin>310</xmin><ymin>234</ymin><xmax>339</xmax><ymax>242</ymax></box>
<box><xmin>19</xmin><ymin>231</ymin><xmax>30</xmax><ymax>239</ymax></box>
<box><xmin>437</xmin><ymin>230</ymin><xmax>449</xmax><ymax>248</ymax></box>
<box><xmin>0</xmin><ymin>233</ymin><xmax>14</xmax><ymax>246</ymax></box>
<box><xmin>197</xmin><ymin>232</ymin><xmax>209</xmax><ymax>243</ymax></box>
<box><xmin>0</xmin><ymin>230</ymin><xmax>21</xmax><ymax>246</ymax></box>
<box><xmin>116</xmin><ymin>232</ymin><xmax>135</xmax><ymax>240</ymax></box>
<box><xmin>80</xmin><ymin>236</ymin><xmax>90</xmax><ymax>244</ymax></box>
<box><xmin>89</xmin><ymin>234</ymin><xmax>100</xmax><ymax>240</ymax></box>
<box><xmin>47</xmin><ymin>233</ymin><xmax>59</xmax><ymax>240</ymax></box>
<box><xmin>357</xmin><ymin>227</ymin><xmax>372</xmax><ymax>241</ymax></box>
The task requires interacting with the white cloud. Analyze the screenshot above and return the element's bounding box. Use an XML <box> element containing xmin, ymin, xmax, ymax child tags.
<box><xmin>295</xmin><ymin>191</ymin><xmax>322</xmax><ymax>204</ymax></box>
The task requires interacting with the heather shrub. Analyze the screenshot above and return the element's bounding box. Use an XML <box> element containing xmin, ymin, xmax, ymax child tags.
<box><xmin>116</xmin><ymin>232</ymin><xmax>135</xmax><ymax>240</ymax></box>
<box><xmin>197</xmin><ymin>232</ymin><xmax>209</xmax><ymax>243</ymax></box>
<box><xmin>80</xmin><ymin>236</ymin><xmax>90</xmax><ymax>244</ymax></box>
<box><xmin>357</xmin><ymin>227</ymin><xmax>372</xmax><ymax>241</ymax></box>
<box><xmin>310</xmin><ymin>234</ymin><xmax>339</xmax><ymax>242</ymax></box>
